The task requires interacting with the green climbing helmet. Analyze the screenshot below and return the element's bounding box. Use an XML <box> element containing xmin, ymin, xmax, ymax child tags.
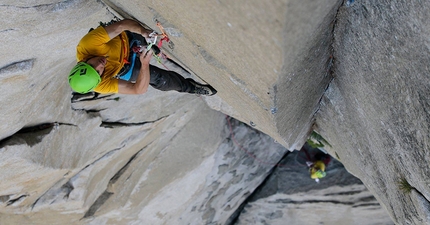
<box><xmin>68</xmin><ymin>62</ymin><xmax>101</xmax><ymax>94</ymax></box>
<box><xmin>315</xmin><ymin>170</ymin><xmax>326</xmax><ymax>179</ymax></box>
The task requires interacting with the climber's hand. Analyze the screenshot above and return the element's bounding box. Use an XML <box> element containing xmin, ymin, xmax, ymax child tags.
<box><xmin>139</xmin><ymin>48</ymin><xmax>153</xmax><ymax>65</ymax></box>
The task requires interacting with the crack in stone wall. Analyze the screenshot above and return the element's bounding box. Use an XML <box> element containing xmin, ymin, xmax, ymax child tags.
<box><xmin>100</xmin><ymin>116</ymin><xmax>168</xmax><ymax>128</ymax></box>
<box><xmin>81</xmin><ymin>143</ymin><xmax>150</xmax><ymax>219</ymax></box>
<box><xmin>0</xmin><ymin>0</ymin><xmax>84</xmax><ymax>11</ymax></box>
<box><xmin>0</xmin><ymin>123</ymin><xmax>76</xmax><ymax>148</ymax></box>
<box><xmin>0</xmin><ymin>59</ymin><xmax>35</xmax><ymax>76</ymax></box>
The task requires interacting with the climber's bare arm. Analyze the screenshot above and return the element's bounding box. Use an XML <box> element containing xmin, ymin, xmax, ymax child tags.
<box><xmin>104</xmin><ymin>19</ymin><xmax>152</xmax><ymax>39</ymax></box>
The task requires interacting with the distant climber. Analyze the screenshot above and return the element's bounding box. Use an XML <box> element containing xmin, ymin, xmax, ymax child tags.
<box><xmin>307</xmin><ymin>151</ymin><xmax>331</xmax><ymax>182</ymax></box>
<box><xmin>68</xmin><ymin>18</ymin><xmax>216</xmax><ymax>96</ymax></box>
<box><xmin>298</xmin><ymin>144</ymin><xmax>331</xmax><ymax>183</ymax></box>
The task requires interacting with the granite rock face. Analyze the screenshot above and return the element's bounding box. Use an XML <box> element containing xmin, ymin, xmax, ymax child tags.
<box><xmin>237</xmin><ymin>186</ymin><xmax>392</xmax><ymax>225</ymax></box>
<box><xmin>235</xmin><ymin>146</ymin><xmax>393</xmax><ymax>225</ymax></box>
<box><xmin>0</xmin><ymin>0</ymin><xmax>428</xmax><ymax>224</ymax></box>
<box><xmin>317</xmin><ymin>1</ymin><xmax>430</xmax><ymax>224</ymax></box>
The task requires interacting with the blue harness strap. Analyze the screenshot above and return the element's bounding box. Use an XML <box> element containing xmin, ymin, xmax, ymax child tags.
<box><xmin>118</xmin><ymin>52</ymin><xmax>137</xmax><ymax>81</ymax></box>
<box><xmin>118</xmin><ymin>37</ymin><xmax>139</xmax><ymax>81</ymax></box>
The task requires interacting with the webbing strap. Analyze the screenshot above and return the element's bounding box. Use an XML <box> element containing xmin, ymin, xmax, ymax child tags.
<box><xmin>155</xmin><ymin>21</ymin><xmax>170</xmax><ymax>48</ymax></box>
<box><xmin>118</xmin><ymin>52</ymin><xmax>137</xmax><ymax>81</ymax></box>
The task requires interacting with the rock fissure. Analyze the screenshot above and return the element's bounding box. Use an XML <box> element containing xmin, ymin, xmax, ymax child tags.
<box><xmin>61</xmin><ymin>181</ymin><xmax>74</xmax><ymax>200</ymax></box>
<box><xmin>100</xmin><ymin>115</ymin><xmax>168</xmax><ymax>128</ymax></box>
<box><xmin>0</xmin><ymin>29</ymin><xmax>15</xmax><ymax>33</ymax></box>
<box><xmin>71</xmin><ymin>93</ymin><xmax>124</xmax><ymax>103</ymax></box>
<box><xmin>6</xmin><ymin>194</ymin><xmax>28</xmax><ymax>206</ymax></box>
<box><xmin>411</xmin><ymin>185</ymin><xmax>430</xmax><ymax>206</ymax></box>
<box><xmin>352</xmin><ymin>203</ymin><xmax>381</xmax><ymax>208</ymax></box>
<box><xmin>84</xmin><ymin>109</ymin><xmax>107</xmax><ymax>114</ymax></box>
<box><xmin>273</xmin><ymin>198</ymin><xmax>355</xmax><ymax>205</ymax></box>
<box><xmin>30</xmin><ymin>179</ymin><xmax>74</xmax><ymax>210</ymax></box>
<box><xmin>225</xmin><ymin>151</ymin><xmax>291</xmax><ymax>225</ymax></box>
<box><xmin>0</xmin><ymin>122</ymin><xmax>76</xmax><ymax>148</ymax></box>
<box><xmin>310</xmin><ymin>1</ymin><xmax>343</xmax><ymax>123</ymax></box>
<box><xmin>0</xmin><ymin>58</ymin><xmax>35</xmax><ymax>75</ymax></box>
<box><xmin>82</xmin><ymin>146</ymin><xmax>147</xmax><ymax>219</ymax></box>
<box><xmin>324</xmin><ymin>190</ymin><xmax>363</xmax><ymax>196</ymax></box>
<box><xmin>0</xmin><ymin>0</ymin><xmax>81</xmax><ymax>11</ymax></box>
<box><xmin>82</xmin><ymin>191</ymin><xmax>113</xmax><ymax>219</ymax></box>
<box><xmin>30</xmin><ymin>147</ymin><xmax>123</xmax><ymax>211</ymax></box>
<box><xmin>108</xmin><ymin>147</ymin><xmax>144</xmax><ymax>186</ymax></box>
<box><xmin>311</xmin><ymin>75</ymin><xmax>335</xmax><ymax>123</ymax></box>
<box><xmin>20</xmin><ymin>123</ymin><xmax>76</xmax><ymax>133</ymax></box>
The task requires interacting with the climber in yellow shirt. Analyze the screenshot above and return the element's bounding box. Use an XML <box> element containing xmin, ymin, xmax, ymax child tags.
<box><xmin>68</xmin><ymin>19</ymin><xmax>216</xmax><ymax>96</ymax></box>
<box><xmin>303</xmin><ymin>150</ymin><xmax>330</xmax><ymax>182</ymax></box>
<box><xmin>309</xmin><ymin>160</ymin><xmax>326</xmax><ymax>180</ymax></box>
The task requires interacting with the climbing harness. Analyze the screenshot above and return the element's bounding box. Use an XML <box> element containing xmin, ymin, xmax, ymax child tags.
<box><xmin>93</xmin><ymin>19</ymin><xmax>176</xmax><ymax>80</ymax></box>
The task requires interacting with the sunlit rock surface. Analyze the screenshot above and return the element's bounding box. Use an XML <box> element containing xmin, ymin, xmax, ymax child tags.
<box><xmin>1</xmin><ymin>0</ymin><xmax>429</xmax><ymax>224</ymax></box>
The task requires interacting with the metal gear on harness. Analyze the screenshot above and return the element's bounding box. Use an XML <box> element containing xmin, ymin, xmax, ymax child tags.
<box><xmin>122</xmin><ymin>20</ymin><xmax>174</xmax><ymax>73</ymax></box>
<box><xmin>145</xmin><ymin>36</ymin><xmax>166</xmax><ymax>68</ymax></box>
<box><xmin>141</xmin><ymin>21</ymin><xmax>174</xmax><ymax>70</ymax></box>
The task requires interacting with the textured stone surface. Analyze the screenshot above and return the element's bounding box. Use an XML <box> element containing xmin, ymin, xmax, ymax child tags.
<box><xmin>103</xmin><ymin>0</ymin><xmax>343</xmax><ymax>149</ymax></box>
<box><xmin>2</xmin><ymin>0</ymin><xmax>428</xmax><ymax>224</ymax></box>
<box><xmin>316</xmin><ymin>1</ymin><xmax>430</xmax><ymax>224</ymax></box>
<box><xmin>236</xmin><ymin>186</ymin><xmax>393</xmax><ymax>225</ymax></box>
<box><xmin>235</xmin><ymin>147</ymin><xmax>393</xmax><ymax>225</ymax></box>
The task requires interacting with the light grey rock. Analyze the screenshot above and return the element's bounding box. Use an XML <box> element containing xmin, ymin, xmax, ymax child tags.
<box><xmin>234</xmin><ymin>148</ymin><xmax>393</xmax><ymax>225</ymax></box>
<box><xmin>236</xmin><ymin>186</ymin><xmax>393</xmax><ymax>225</ymax></box>
<box><xmin>316</xmin><ymin>0</ymin><xmax>430</xmax><ymax>224</ymax></box>
<box><xmin>3</xmin><ymin>0</ymin><xmax>426</xmax><ymax>224</ymax></box>
<box><xmin>175</xmin><ymin>118</ymin><xmax>288</xmax><ymax>225</ymax></box>
<box><xmin>103</xmin><ymin>0</ymin><xmax>344</xmax><ymax>148</ymax></box>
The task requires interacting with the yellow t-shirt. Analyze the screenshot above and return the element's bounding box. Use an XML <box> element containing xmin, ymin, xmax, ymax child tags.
<box><xmin>310</xmin><ymin>161</ymin><xmax>326</xmax><ymax>179</ymax></box>
<box><xmin>76</xmin><ymin>26</ymin><xmax>129</xmax><ymax>93</ymax></box>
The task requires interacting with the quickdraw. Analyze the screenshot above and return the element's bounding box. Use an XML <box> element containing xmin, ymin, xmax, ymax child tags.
<box><xmin>146</xmin><ymin>37</ymin><xmax>169</xmax><ymax>70</ymax></box>
<box><xmin>141</xmin><ymin>20</ymin><xmax>174</xmax><ymax>70</ymax></box>
<box><xmin>127</xmin><ymin>20</ymin><xmax>174</xmax><ymax>71</ymax></box>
